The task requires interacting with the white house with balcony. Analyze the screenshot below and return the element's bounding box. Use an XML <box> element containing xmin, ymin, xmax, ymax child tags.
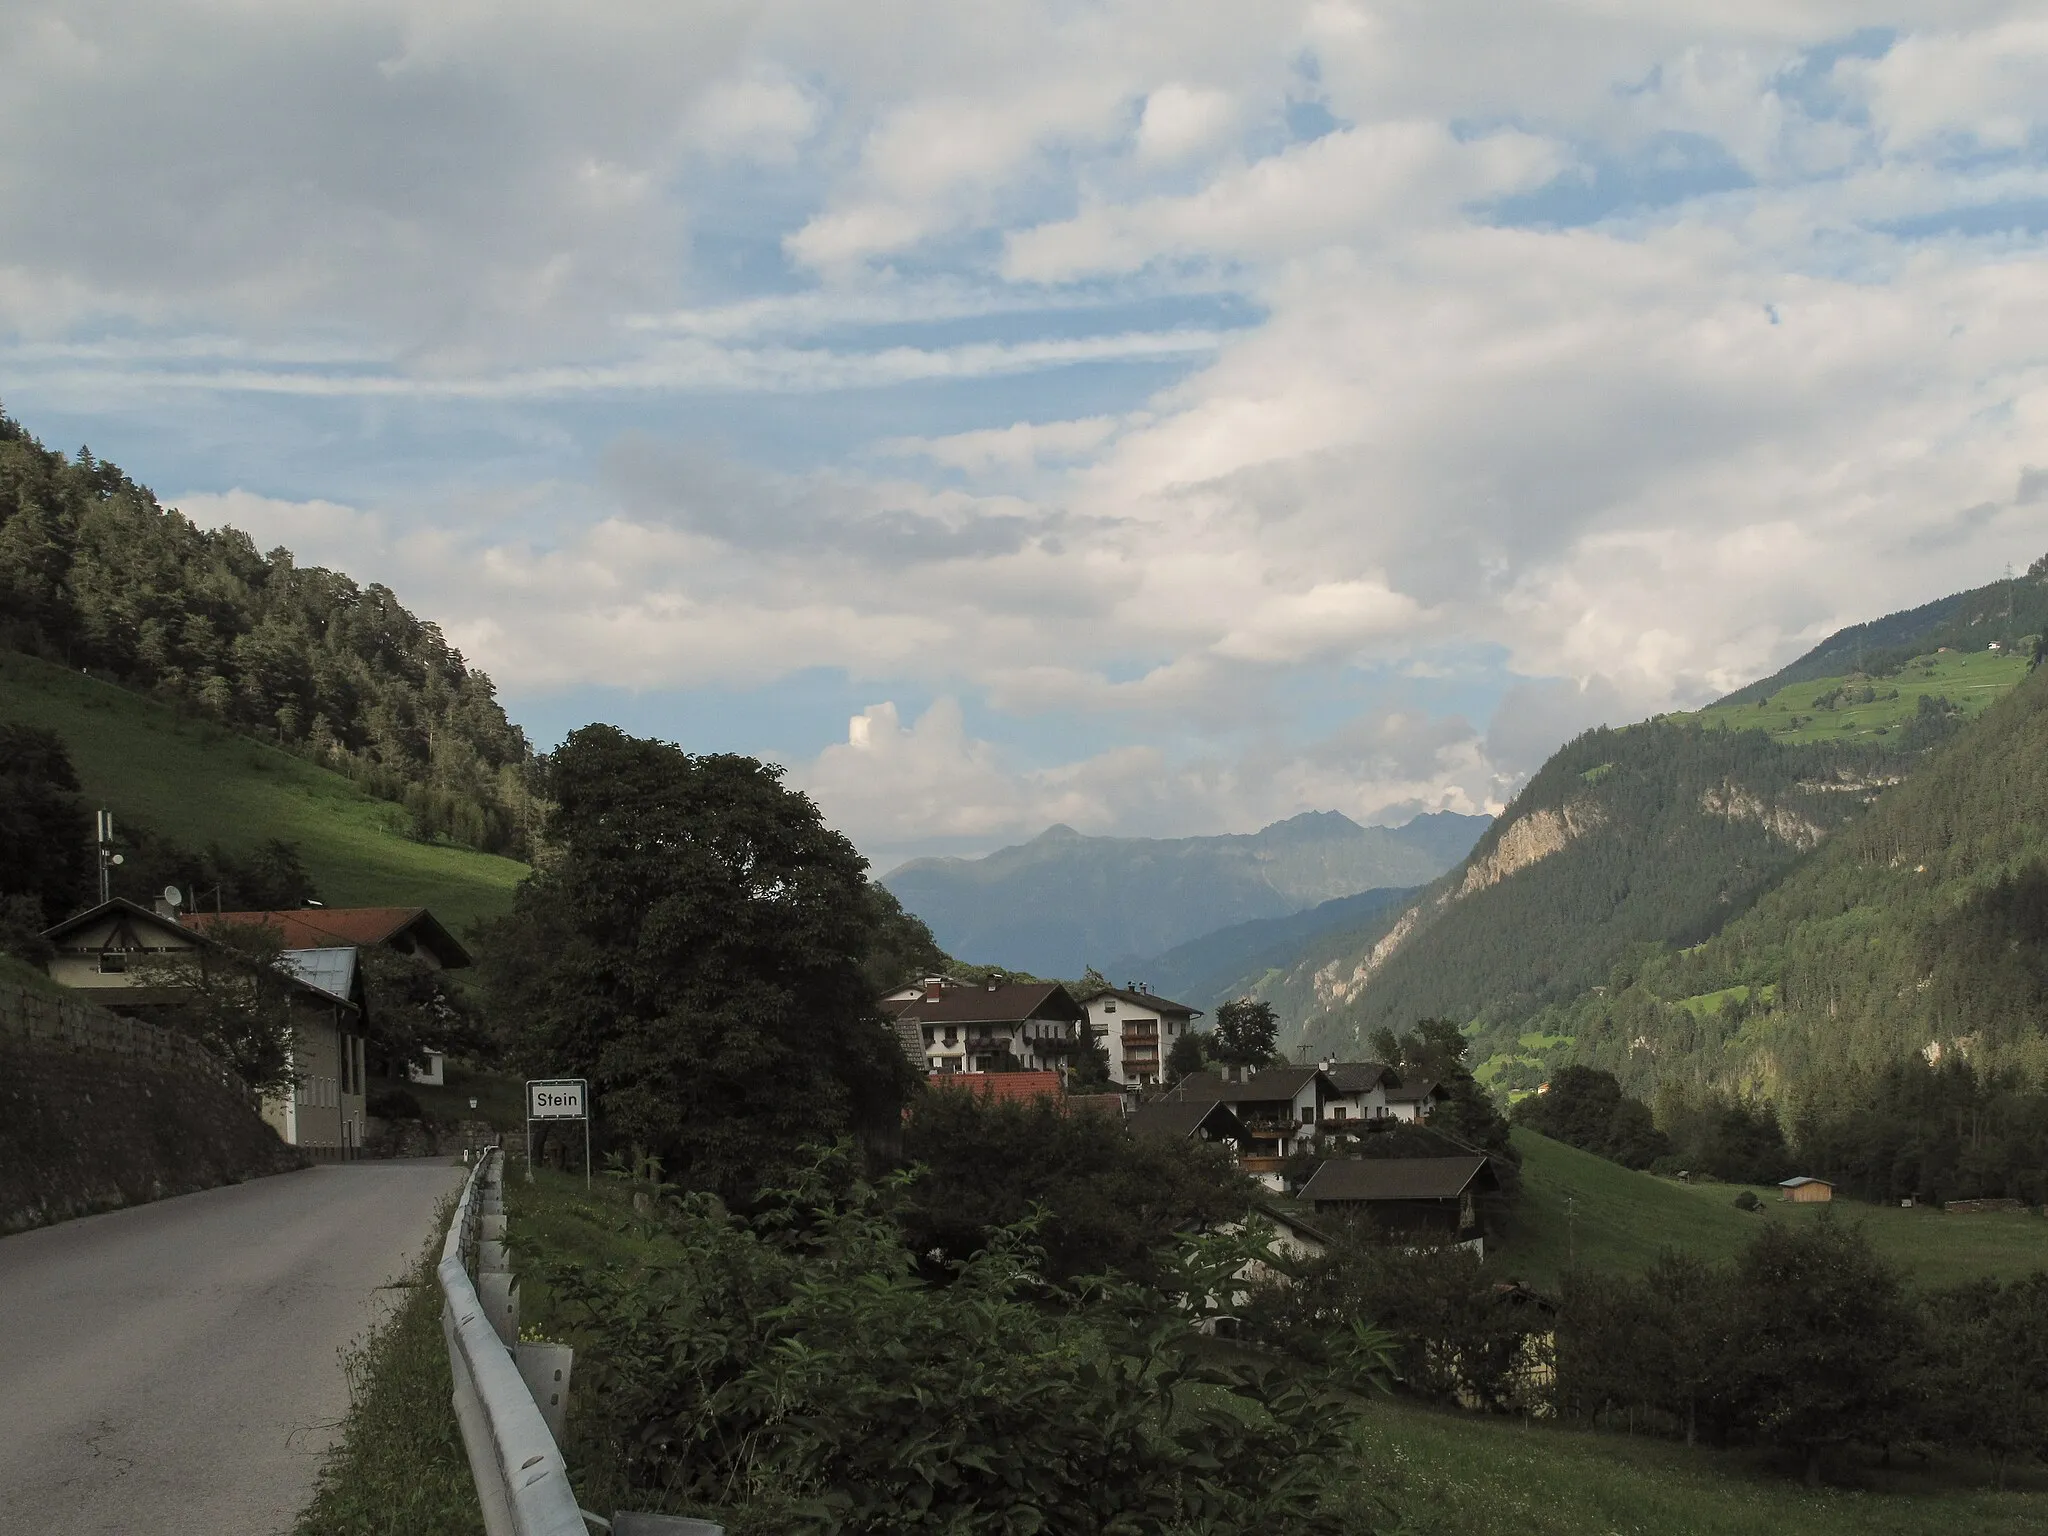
<box><xmin>1074</xmin><ymin>984</ymin><xmax>1203</xmax><ymax>1089</ymax></box>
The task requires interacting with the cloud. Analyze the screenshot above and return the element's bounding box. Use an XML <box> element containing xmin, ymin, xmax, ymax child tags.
<box><xmin>21</xmin><ymin>4</ymin><xmax>2048</xmax><ymax>860</ymax></box>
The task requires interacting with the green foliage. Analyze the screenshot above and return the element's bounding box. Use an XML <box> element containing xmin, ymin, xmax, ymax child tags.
<box><xmin>1511</xmin><ymin>1066</ymin><xmax>1670</xmax><ymax>1169</ymax></box>
<box><xmin>1734</xmin><ymin>1217</ymin><xmax>1920</xmax><ymax>1482</ymax></box>
<box><xmin>533</xmin><ymin>1146</ymin><xmax>1389</xmax><ymax>1534</ymax></box>
<box><xmin>856</xmin><ymin>882</ymin><xmax>950</xmax><ymax>994</ymax></box>
<box><xmin>132</xmin><ymin>919</ymin><xmax>299</xmax><ymax>1091</ymax></box>
<box><xmin>898</xmin><ymin>1090</ymin><xmax>1251</xmax><ymax>1285</ymax></box>
<box><xmin>1166</xmin><ymin>1028</ymin><xmax>1210</xmax><ymax>1082</ymax></box>
<box><xmin>1371</xmin><ymin>1019</ymin><xmax>1516</xmax><ymax>1162</ymax></box>
<box><xmin>0</xmin><ymin>724</ymin><xmax>90</xmax><ymax>935</ymax></box>
<box><xmin>1793</xmin><ymin>1057</ymin><xmax>2048</xmax><ymax>1206</ymax></box>
<box><xmin>1685</xmin><ymin>651</ymin><xmax>2022</xmax><ymax>746</ymax></box>
<box><xmin>480</xmin><ymin>726</ymin><xmax>915</xmax><ymax>1198</ymax></box>
<box><xmin>0</xmin><ymin>412</ymin><xmax>537</xmax><ymax>856</ymax></box>
<box><xmin>1913</xmin><ymin>1274</ymin><xmax>2048</xmax><ymax>1488</ymax></box>
<box><xmin>358</xmin><ymin>945</ymin><xmax>492</xmax><ymax>1078</ymax></box>
<box><xmin>1241</xmin><ymin>1223</ymin><xmax>1548</xmax><ymax>1413</ymax></box>
<box><xmin>1214</xmin><ymin>997</ymin><xmax>1281</xmax><ymax>1067</ymax></box>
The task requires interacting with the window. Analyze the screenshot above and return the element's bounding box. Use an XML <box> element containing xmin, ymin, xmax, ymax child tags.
<box><xmin>98</xmin><ymin>951</ymin><xmax>127</xmax><ymax>974</ymax></box>
<box><xmin>1332</xmin><ymin>1105</ymin><xmax>1347</xmax><ymax>1120</ymax></box>
<box><xmin>1103</xmin><ymin>1000</ymin><xmax>1116</xmax><ymax>1013</ymax></box>
<box><xmin>1300</xmin><ymin>1106</ymin><xmax>1314</xmax><ymax>1123</ymax></box>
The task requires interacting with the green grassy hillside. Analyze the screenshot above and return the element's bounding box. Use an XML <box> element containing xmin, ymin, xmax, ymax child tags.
<box><xmin>1679</xmin><ymin>647</ymin><xmax>2028</xmax><ymax>744</ymax></box>
<box><xmin>1354</xmin><ymin>1396</ymin><xmax>2047</xmax><ymax>1534</ymax></box>
<box><xmin>0</xmin><ymin>649</ymin><xmax>525</xmax><ymax>935</ymax></box>
<box><xmin>1494</xmin><ymin>1130</ymin><xmax>2047</xmax><ymax>1292</ymax></box>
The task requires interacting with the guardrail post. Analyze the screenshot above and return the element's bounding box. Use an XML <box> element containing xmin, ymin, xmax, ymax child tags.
<box><xmin>513</xmin><ymin>1341</ymin><xmax>575</xmax><ymax>1441</ymax></box>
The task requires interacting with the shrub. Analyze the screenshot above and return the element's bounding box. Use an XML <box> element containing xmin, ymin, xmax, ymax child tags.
<box><xmin>544</xmin><ymin>1145</ymin><xmax>1391</xmax><ymax>1535</ymax></box>
<box><xmin>368</xmin><ymin>1085</ymin><xmax>425</xmax><ymax>1122</ymax></box>
<box><xmin>1733</xmin><ymin>1190</ymin><xmax>1760</xmax><ymax>1211</ymax></box>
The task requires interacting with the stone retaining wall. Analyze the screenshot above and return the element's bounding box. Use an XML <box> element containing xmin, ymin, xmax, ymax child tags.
<box><xmin>0</xmin><ymin>977</ymin><xmax>307</xmax><ymax>1234</ymax></box>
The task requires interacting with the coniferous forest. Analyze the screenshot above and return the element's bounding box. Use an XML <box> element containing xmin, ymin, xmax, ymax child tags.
<box><xmin>0</xmin><ymin>410</ymin><xmax>536</xmax><ymax>856</ymax></box>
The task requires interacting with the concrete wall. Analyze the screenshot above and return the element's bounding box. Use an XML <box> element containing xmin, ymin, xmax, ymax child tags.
<box><xmin>0</xmin><ymin>977</ymin><xmax>306</xmax><ymax>1234</ymax></box>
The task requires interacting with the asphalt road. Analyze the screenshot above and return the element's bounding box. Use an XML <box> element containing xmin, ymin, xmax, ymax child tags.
<box><xmin>0</xmin><ymin>1159</ymin><xmax>464</xmax><ymax>1535</ymax></box>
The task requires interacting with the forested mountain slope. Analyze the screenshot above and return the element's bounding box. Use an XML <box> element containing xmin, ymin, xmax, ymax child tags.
<box><xmin>1540</xmin><ymin>656</ymin><xmax>2048</xmax><ymax>1106</ymax></box>
<box><xmin>883</xmin><ymin>809</ymin><xmax>1487</xmax><ymax>979</ymax></box>
<box><xmin>1120</xmin><ymin>883</ymin><xmax>1417</xmax><ymax>1013</ymax></box>
<box><xmin>1270</xmin><ymin>559</ymin><xmax>2048</xmax><ymax>1085</ymax></box>
<box><xmin>0</xmin><ymin>411</ymin><xmax>537</xmax><ymax>855</ymax></box>
<box><xmin>1283</xmin><ymin>721</ymin><xmax>1918</xmax><ymax>1070</ymax></box>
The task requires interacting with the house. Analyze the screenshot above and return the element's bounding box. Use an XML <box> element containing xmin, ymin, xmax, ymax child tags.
<box><xmin>1778</xmin><ymin>1176</ymin><xmax>1833</xmax><ymax>1204</ymax></box>
<box><xmin>182</xmin><ymin>904</ymin><xmax>472</xmax><ymax>967</ymax></box>
<box><xmin>1074</xmin><ymin>984</ymin><xmax>1203</xmax><ymax>1089</ymax></box>
<box><xmin>1168</xmin><ymin>1066</ymin><xmax>1339</xmax><ymax>1188</ymax></box>
<box><xmin>1127</xmin><ymin>1098</ymin><xmax>1243</xmax><ymax>1145</ymax></box>
<box><xmin>1317</xmin><ymin>1060</ymin><xmax>1399</xmax><ymax>1126</ymax></box>
<box><xmin>1213</xmin><ymin>1203</ymin><xmax>1332</xmax><ymax>1310</ymax></box>
<box><xmin>185</xmin><ymin>905</ymin><xmax>471</xmax><ymax>1085</ymax></box>
<box><xmin>887</xmin><ymin>976</ymin><xmax>1086</xmax><ymax>1075</ymax></box>
<box><xmin>40</xmin><ymin>899</ymin><xmax>368</xmax><ymax>1158</ymax></box>
<box><xmin>1384</xmin><ymin>1077</ymin><xmax>1449</xmax><ymax>1123</ymax></box>
<box><xmin>1296</xmin><ymin>1155</ymin><xmax>1499</xmax><ymax>1252</ymax></box>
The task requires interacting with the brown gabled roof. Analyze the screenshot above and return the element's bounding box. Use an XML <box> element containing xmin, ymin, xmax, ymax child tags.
<box><xmin>891</xmin><ymin>981</ymin><xmax>1084</xmax><ymax>1027</ymax></box>
<box><xmin>1129</xmin><ymin>1100</ymin><xmax>1242</xmax><ymax>1141</ymax></box>
<box><xmin>1073</xmin><ymin>984</ymin><xmax>1203</xmax><ymax>1018</ymax></box>
<box><xmin>183</xmin><ymin>907</ymin><xmax>471</xmax><ymax>968</ymax></box>
<box><xmin>41</xmin><ymin>899</ymin><xmax>361</xmax><ymax>1014</ymax></box>
<box><xmin>1324</xmin><ymin>1061</ymin><xmax>1396</xmax><ymax>1093</ymax></box>
<box><xmin>1299</xmin><ymin>1155</ymin><xmax>1495</xmax><ymax>1204</ymax></box>
<box><xmin>1173</xmin><ymin>1066</ymin><xmax>1330</xmax><ymax>1105</ymax></box>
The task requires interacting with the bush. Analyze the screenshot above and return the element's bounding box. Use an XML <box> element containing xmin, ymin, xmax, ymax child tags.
<box><xmin>368</xmin><ymin>1085</ymin><xmax>425</xmax><ymax>1122</ymax></box>
<box><xmin>544</xmin><ymin>1145</ymin><xmax>1390</xmax><ymax>1535</ymax></box>
<box><xmin>1733</xmin><ymin>1190</ymin><xmax>1760</xmax><ymax>1211</ymax></box>
<box><xmin>898</xmin><ymin>1088</ymin><xmax>1249</xmax><ymax>1285</ymax></box>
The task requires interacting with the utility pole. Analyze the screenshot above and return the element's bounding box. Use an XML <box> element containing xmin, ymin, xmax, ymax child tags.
<box><xmin>94</xmin><ymin>810</ymin><xmax>124</xmax><ymax>903</ymax></box>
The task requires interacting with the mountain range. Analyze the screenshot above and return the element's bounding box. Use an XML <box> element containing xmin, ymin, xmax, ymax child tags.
<box><xmin>880</xmin><ymin>810</ymin><xmax>1488</xmax><ymax>980</ymax></box>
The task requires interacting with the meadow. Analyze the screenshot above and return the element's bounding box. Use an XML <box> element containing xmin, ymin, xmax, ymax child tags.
<box><xmin>1494</xmin><ymin>1128</ymin><xmax>2048</xmax><ymax>1291</ymax></box>
<box><xmin>0</xmin><ymin>649</ymin><xmax>525</xmax><ymax>935</ymax></box>
<box><xmin>1675</xmin><ymin>647</ymin><xmax>2029</xmax><ymax>744</ymax></box>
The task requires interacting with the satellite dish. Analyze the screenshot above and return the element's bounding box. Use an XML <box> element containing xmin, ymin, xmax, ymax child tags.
<box><xmin>109</xmin><ymin>854</ymin><xmax>124</xmax><ymax>866</ymax></box>
<box><xmin>163</xmin><ymin>886</ymin><xmax>183</xmax><ymax>908</ymax></box>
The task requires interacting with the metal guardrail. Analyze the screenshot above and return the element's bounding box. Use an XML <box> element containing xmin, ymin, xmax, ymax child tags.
<box><xmin>438</xmin><ymin>1148</ymin><xmax>723</xmax><ymax>1536</ymax></box>
<box><xmin>439</xmin><ymin>1148</ymin><xmax>588</xmax><ymax>1536</ymax></box>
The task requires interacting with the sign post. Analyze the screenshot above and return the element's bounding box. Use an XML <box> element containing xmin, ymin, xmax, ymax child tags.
<box><xmin>525</xmin><ymin>1078</ymin><xmax>590</xmax><ymax>1188</ymax></box>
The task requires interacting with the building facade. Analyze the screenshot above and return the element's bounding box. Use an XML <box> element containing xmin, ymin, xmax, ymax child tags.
<box><xmin>1075</xmin><ymin>984</ymin><xmax>1203</xmax><ymax>1088</ymax></box>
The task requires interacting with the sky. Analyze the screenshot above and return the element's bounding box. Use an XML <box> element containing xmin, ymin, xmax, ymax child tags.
<box><xmin>5</xmin><ymin>3</ymin><xmax>2048</xmax><ymax>872</ymax></box>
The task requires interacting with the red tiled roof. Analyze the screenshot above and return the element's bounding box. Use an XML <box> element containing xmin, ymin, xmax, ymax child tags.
<box><xmin>926</xmin><ymin>1071</ymin><xmax>1065</xmax><ymax>1105</ymax></box>
<box><xmin>183</xmin><ymin>907</ymin><xmax>470</xmax><ymax>967</ymax></box>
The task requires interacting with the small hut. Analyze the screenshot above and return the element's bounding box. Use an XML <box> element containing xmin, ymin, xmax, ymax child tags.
<box><xmin>1778</xmin><ymin>1176</ymin><xmax>1833</xmax><ymax>1204</ymax></box>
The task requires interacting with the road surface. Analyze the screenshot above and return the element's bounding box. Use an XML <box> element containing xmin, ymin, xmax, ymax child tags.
<box><xmin>0</xmin><ymin>1159</ymin><xmax>464</xmax><ymax>1535</ymax></box>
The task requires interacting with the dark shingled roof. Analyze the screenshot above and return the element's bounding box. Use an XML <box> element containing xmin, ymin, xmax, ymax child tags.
<box><xmin>889</xmin><ymin>981</ymin><xmax>1085</xmax><ymax>1027</ymax></box>
<box><xmin>1172</xmin><ymin>1066</ymin><xmax>1328</xmax><ymax>1104</ymax></box>
<box><xmin>1384</xmin><ymin>1077</ymin><xmax>1447</xmax><ymax>1104</ymax></box>
<box><xmin>1129</xmin><ymin>1100</ymin><xmax>1242</xmax><ymax>1141</ymax></box>
<box><xmin>1298</xmin><ymin>1155</ymin><xmax>1495</xmax><ymax>1204</ymax></box>
<box><xmin>1323</xmin><ymin>1061</ymin><xmax>1396</xmax><ymax>1093</ymax></box>
<box><xmin>1073</xmin><ymin>985</ymin><xmax>1203</xmax><ymax>1017</ymax></box>
<box><xmin>185</xmin><ymin>906</ymin><xmax>472</xmax><ymax>968</ymax></box>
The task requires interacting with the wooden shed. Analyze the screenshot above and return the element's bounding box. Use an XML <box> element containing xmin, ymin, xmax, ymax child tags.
<box><xmin>1778</xmin><ymin>1176</ymin><xmax>1833</xmax><ymax>1203</ymax></box>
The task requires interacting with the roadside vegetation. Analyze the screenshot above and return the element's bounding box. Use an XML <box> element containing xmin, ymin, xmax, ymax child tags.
<box><xmin>294</xmin><ymin>1217</ymin><xmax>480</xmax><ymax>1536</ymax></box>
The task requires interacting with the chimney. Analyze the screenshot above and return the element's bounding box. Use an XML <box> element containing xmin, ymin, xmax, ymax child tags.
<box><xmin>922</xmin><ymin>976</ymin><xmax>944</xmax><ymax>1002</ymax></box>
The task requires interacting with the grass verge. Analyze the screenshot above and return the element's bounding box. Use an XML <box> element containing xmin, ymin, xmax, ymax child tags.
<box><xmin>294</xmin><ymin>1213</ymin><xmax>483</xmax><ymax>1536</ymax></box>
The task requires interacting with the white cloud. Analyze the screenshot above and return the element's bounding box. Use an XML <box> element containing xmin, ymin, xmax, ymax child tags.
<box><xmin>19</xmin><ymin>4</ymin><xmax>2048</xmax><ymax>857</ymax></box>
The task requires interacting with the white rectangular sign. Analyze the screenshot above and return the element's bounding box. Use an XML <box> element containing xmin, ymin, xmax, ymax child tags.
<box><xmin>527</xmin><ymin>1079</ymin><xmax>587</xmax><ymax>1120</ymax></box>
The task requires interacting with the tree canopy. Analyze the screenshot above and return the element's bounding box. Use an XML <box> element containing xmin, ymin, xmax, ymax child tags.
<box><xmin>480</xmin><ymin>725</ymin><xmax>915</xmax><ymax>1197</ymax></box>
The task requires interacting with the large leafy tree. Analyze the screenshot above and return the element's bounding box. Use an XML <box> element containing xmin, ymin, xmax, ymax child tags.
<box><xmin>1213</xmin><ymin>997</ymin><xmax>1280</xmax><ymax>1068</ymax></box>
<box><xmin>1733</xmin><ymin>1216</ymin><xmax>1918</xmax><ymax>1484</ymax></box>
<box><xmin>484</xmin><ymin>726</ymin><xmax>915</xmax><ymax>1197</ymax></box>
